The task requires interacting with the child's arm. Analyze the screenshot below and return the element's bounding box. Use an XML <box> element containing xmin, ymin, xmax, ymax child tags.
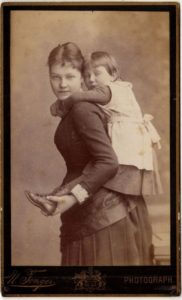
<box><xmin>64</xmin><ymin>85</ymin><xmax>111</xmax><ymax>110</ymax></box>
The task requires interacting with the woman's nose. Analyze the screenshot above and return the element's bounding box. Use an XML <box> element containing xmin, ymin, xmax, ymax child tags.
<box><xmin>59</xmin><ymin>78</ymin><xmax>67</xmax><ymax>88</ymax></box>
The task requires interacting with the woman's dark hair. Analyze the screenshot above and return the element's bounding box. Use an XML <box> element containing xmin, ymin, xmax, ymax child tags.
<box><xmin>48</xmin><ymin>42</ymin><xmax>84</xmax><ymax>72</ymax></box>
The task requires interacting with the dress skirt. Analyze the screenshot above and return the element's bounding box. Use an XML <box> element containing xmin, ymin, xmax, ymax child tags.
<box><xmin>61</xmin><ymin>193</ymin><xmax>153</xmax><ymax>266</ymax></box>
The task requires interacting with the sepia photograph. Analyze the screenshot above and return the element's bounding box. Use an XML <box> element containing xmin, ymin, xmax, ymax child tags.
<box><xmin>2</xmin><ymin>2</ymin><xmax>180</xmax><ymax>296</ymax></box>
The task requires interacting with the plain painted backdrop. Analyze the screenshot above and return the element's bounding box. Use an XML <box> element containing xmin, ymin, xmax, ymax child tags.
<box><xmin>11</xmin><ymin>10</ymin><xmax>170</xmax><ymax>265</ymax></box>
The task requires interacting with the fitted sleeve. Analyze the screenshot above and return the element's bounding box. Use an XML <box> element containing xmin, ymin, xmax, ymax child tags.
<box><xmin>71</xmin><ymin>102</ymin><xmax>119</xmax><ymax>196</ymax></box>
<box><xmin>63</xmin><ymin>85</ymin><xmax>111</xmax><ymax>110</ymax></box>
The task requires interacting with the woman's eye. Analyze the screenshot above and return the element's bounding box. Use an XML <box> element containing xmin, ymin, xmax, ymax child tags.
<box><xmin>51</xmin><ymin>75</ymin><xmax>60</xmax><ymax>80</ymax></box>
<box><xmin>66</xmin><ymin>75</ymin><xmax>75</xmax><ymax>79</ymax></box>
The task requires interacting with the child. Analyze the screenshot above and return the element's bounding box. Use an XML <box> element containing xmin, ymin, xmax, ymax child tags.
<box><xmin>51</xmin><ymin>51</ymin><xmax>161</xmax><ymax>171</ymax></box>
<box><xmin>26</xmin><ymin>51</ymin><xmax>161</xmax><ymax>215</ymax></box>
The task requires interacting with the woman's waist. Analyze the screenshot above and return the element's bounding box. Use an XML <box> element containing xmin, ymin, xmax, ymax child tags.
<box><xmin>61</xmin><ymin>188</ymin><xmax>137</xmax><ymax>219</ymax></box>
<box><xmin>60</xmin><ymin>191</ymin><xmax>140</xmax><ymax>244</ymax></box>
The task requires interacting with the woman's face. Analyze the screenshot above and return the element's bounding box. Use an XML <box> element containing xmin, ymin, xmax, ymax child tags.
<box><xmin>49</xmin><ymin>63</ymin><xmax>83</xmax><ymax>100</ymax></box>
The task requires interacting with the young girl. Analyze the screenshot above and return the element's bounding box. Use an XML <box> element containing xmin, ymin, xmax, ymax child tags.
<box><xmin>26</xmin><ymin>50</ymin><xmax>162</xmax><ymax>216</ymax></box>
<box><xmin>51</xmin><ymin>51</ymin><xmax>161</xmax><ymax>171</ymax></box>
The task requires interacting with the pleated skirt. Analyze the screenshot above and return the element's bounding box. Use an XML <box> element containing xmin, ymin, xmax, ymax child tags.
<box><xmin>61</xmin><ymin>196</ymin><xmax>153</xmax><ymax>266</ymax></box>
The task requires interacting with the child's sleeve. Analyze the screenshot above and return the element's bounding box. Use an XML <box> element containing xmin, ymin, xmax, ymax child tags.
<box><xmin>64</xmin><ymin>85</ymin><xmax>111</xmax><ymax>110</ymax></box>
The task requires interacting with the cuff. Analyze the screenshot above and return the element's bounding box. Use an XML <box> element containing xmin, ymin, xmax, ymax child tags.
<box><xmin>71</xmin><ymin>184</ymin><xmax>89</xmax><ymax>204</ymax></box>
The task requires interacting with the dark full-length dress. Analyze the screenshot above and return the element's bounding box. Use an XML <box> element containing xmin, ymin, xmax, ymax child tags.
<box><xmin>54</xmin><ymin>102</ymin><xmax>161</xmax><ymax>266</ymax></box>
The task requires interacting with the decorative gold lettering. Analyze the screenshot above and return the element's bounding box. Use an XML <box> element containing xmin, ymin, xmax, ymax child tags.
<box><xmin>5</xmin><ymin>269</ymin><xmax>56</xmax><ymax>292</ymax></box>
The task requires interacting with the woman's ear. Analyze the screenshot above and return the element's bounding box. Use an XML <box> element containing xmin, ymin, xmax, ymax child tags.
<box><xmin>81</xmin><ymin>76</ymin><xmax>85</xmax><ymax>88</ymax></box>
<box><xmin>81</xmin><ymin>80</ymin><xmax>87</xmax><ymax>91</ymax></box>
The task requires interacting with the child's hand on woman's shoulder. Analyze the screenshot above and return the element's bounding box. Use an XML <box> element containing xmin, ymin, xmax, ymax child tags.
<box><xmin>50</xmin><ymin>100</ymin><xmax>65</xmax><ymax>117</ymax></box>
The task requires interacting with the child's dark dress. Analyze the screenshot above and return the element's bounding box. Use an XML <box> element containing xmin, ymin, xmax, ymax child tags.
<box><xmin>54</xmin><ymin>102</ymin><xmax>161</xmax><ymax>266</ymax></box>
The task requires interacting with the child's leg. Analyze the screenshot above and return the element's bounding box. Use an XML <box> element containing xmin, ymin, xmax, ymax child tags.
<box><xmin>25</xmin><ymin>176</ymin><xmax>84</xmax><ymax>216</ymax></box>
<box><xmin>25</xmin><ymin>191</ymin><xmax>57</xmax><ymax>216</ymax></box>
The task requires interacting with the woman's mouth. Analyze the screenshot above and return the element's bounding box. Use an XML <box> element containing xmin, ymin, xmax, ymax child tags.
<box><xmin>57</xmin><ymin>91</ymin><xmax>71</xmax><ymax>99</ymax></box>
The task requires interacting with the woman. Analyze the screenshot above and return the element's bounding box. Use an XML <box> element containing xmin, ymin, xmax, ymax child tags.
<box><xmin>27</xmin><ymin>42</ymin><xmax>156</xmax><ymax>266</ymax></box>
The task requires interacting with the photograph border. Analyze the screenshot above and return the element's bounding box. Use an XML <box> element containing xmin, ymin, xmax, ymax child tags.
<box><xmin>1</xmin><ymin>2</ymin><xmax>180</xmax><ymax>296</ymax></box>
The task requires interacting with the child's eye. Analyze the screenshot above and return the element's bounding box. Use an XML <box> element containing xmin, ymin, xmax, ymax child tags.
<box><xmin>94</xmin><ymin>71</ymin><xmax>101</xmax><ymax>76</ymax></box>
<box><xmin>84</xmin><ymin>74</ymin><xmax>90</xmax><ymax>80</ymax></box>
<box><xmin>84</xmin><ymin>72</ymin><xmax>90</xmax><ymax>77</ymax></box>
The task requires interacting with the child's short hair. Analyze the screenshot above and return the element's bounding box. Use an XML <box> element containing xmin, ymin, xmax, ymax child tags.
<box><xmin>84</xmin><ymin>51</ymin><xmax>120</xmax><ymax>80</ymax></box>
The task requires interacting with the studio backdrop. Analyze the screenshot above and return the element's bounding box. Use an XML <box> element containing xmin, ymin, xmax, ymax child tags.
<box><xmin>11</xmin><ymin>10</ymin><xmax>170</xmax><ymax>265</ymax></box>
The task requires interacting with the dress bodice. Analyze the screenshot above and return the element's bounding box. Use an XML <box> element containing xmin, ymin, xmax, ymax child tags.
<box><xmin>54</xmin><ymin>103</ymin><xmax>114</xmax><ymax>187</ymax></box>
<box><xmin>55</xmin><ymin>113</ymin><xmax>90</xmax><ymax>169</ymax></box>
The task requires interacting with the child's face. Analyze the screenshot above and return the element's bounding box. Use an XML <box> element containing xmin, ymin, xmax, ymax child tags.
<box><xmin>93</xmin><ymin>66</ymin><xmax>115</xmax><ymax>85</ymax></box>
<box><xmin>84</xmin><ymin>65</ymin><xmax>114</xmax><ymax>89</ymax></box>
<box><xmin>84</xmin><ymin>68</ymin><xmax>97</xmax><ymax>89</ymax></box>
